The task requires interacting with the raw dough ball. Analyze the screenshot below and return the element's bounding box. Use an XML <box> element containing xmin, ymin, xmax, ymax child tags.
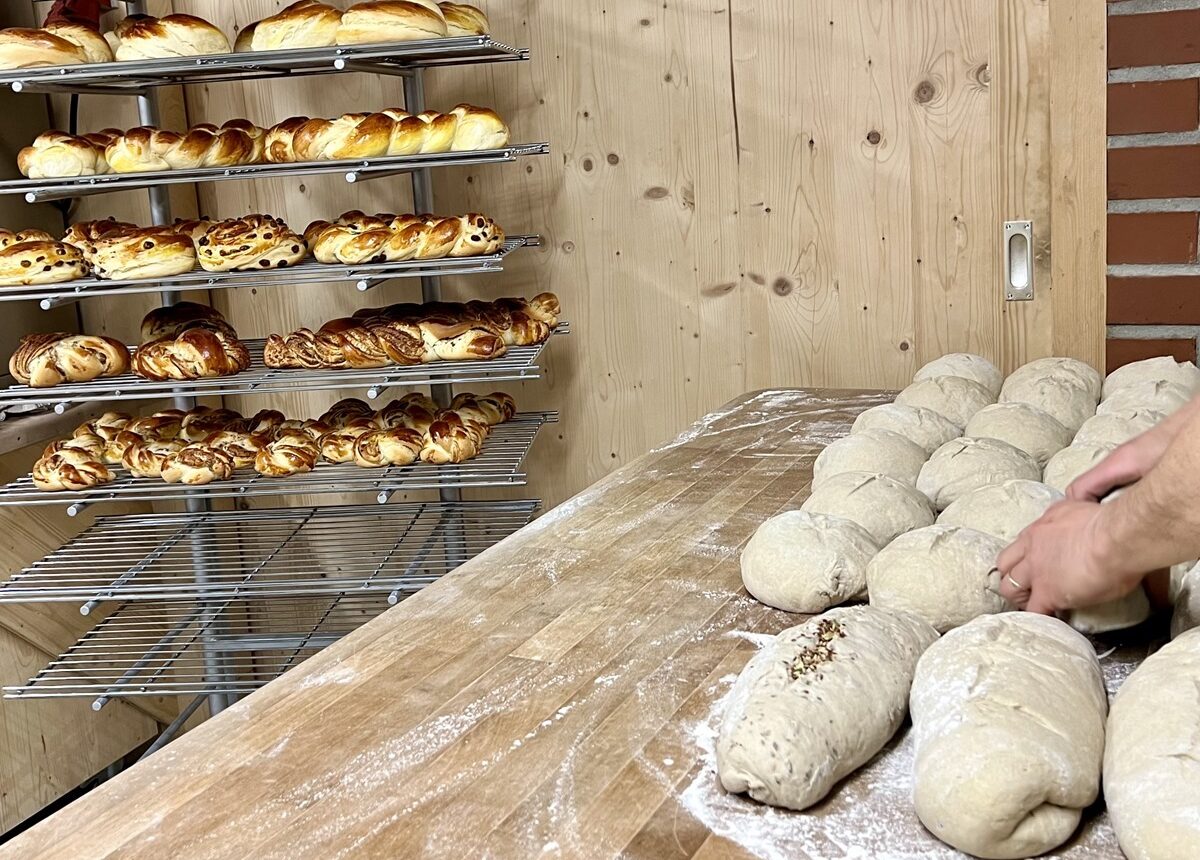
<box><xmin>1105</xmin><ymin>627</ymin><xmax>1200</xmax><ymax>860</ymax></box>
<box><xmin>1000</xmin><ymin>374</ymin><xmax>1096</xmax><ymax>435</ymax></box>
<box><xmin>1172</xmin><ymin>560</ymin><xmax>1200</xmax><ymax>639</ymax></box>
<box><xmin>894</xmin><ymin>376</ymin><xmax>995</xmax><ymax>428</ymax></box>
<box><xmin>740</xmin><ymin>511</ymin><xmax>880</xmax><ymax>613</ymax></box>
<box><xmin>1169</xmin><ymin>558</ymin><xmax>1199</xmax><ymax>602</ymax></box>
<box><xmin>1073</xmin><ymin>408</ymin><xmax>1164</xmax><ymax>448</ymax></box>
<box><xmin>866</xmin><ymin>524</ymin><xmax>1009</xmax><ymax>633</ymax></box>
<box><xmin>1042</xmin><ymin>442</ymin><xmax>1115</xmax><ymax>493</ymax></box>
<box><xmin>916</xmin><ymin>437</ymin><xmax>1040</xmax><ymax>511</ymax></box>
<box><xmin>911</xmin><ymin>613</ymin><xmax>1106</xmax><ymax>859</ymax></box>
<box><xmin>850</xmin><ymin>403</ymin><xmax>960</xmax><ymax>455</ymax></box>
<box><xmin>913</xmin><ymin>352</ymin><xmax>1003</xmax><ymax>397</ymax></box>
<box><xmin>717</xmin><ymin>605</ymin><xmax>938</xmax><ymax>811</ymax></box>
<box><xmin>1096</xmin><ymin>379</ymin><xmax>1192</xmax><ymax>417</ymax></box>
<box><xmin>801</xmin><ymin>471</ymin><xmax>935</xmax><ymax>546</ymax></box>
<box><xmin>1005</xmin><ymin>356</ymin><xmax>1103</xmax><ymax>402</ymax></box>
<box><xmin>936</xmin><ymin>479</ymin><xmax>1063</xmax><ymax>543</ymax></box>
<box><xmin>964</xmin><ymin>402</ymin><xmax>1071</xmax><ymax>466</ymax></box>
<box><xmin>1103</xmin><ymin>356</ymin><xmax>1200</xmax><ymax>400</ymax></box>
<box><xmin>1067</xmin><ymin>586</ymin><xmax>1151</xmax><ymax>634</ymax></box>
<box><xmin>812</xmin><ymin>429</ymin><xmax>927</xmax><ymax>489</ymax></box>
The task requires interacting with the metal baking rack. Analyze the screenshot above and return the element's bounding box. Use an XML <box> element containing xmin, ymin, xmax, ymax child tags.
<box><xmin>0</xmin><ymin>500</ymin><xmax>537</xmax><ymax>608</ymax></box>
<box><xmin>0</xmin><ymin>36</ymin><xmax>529</xmax><ymax>95</ymax></box>
<box><xmin>6</xmin><ymin>235</ymin><xmax>541</xmax><ymax>309</ymax></box>
<box><xmin>0</xmin><ymin>325</ymin><xmax>568</xmax><ymax>410</ymax></box>
<box><xmin>1</xmin><ymin>4</ymin><xmax>555</xmax><ymax>723</ymax></box>
<box><xmin>4</xmin><ymin>144</ymin><xmax>550</xmax><ymax>203</ymax></box>
<box><xmin>0</xmin><ymin>411</ymin><xmax>555</xmax><ymax>513</ymax></box>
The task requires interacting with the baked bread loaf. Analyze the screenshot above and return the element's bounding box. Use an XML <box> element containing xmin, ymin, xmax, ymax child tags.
<box><xmin>168</xmin><ymin>218</ymin><xmax>216</xmax><ymax>244</ymax></box>
<box><xmin>180</xmin><ymin>407</ymin><xmax>245</xmax><ymax>441</ymax></box>
<box><xmin>105</xmin><ymin>121</ymin><xmax>264</xmax><ymax>173</ymax></box>
<box><xmin>245</xmin><ymin>408</ymin><xmax>286</xmax><ymax>435</ymax></box>
<box><xmin>249</xmin><ymin>1</ymin><xmax>341</xmax><ymax>51</ymax></box>
<box><xmin>140</xmin><ymin>301</ymin><xmax>236</xmax><ymax>342</ymax></box>
<box><xmin>43</xmin><ymin>23</ymin><xmax>114</xmax><ymax>64</ymax></box>
<box><xmin>303</xmin><ymin>211</ymin><xmax>504</xmax><ymax>263</ymax></box>
<box><xmin>254</xmin><ymin>436</ymin><xmax>319</xmax><ymax>476</ymax></box>
<box><xmin>17</xmin><ymin>129</ymin><xmax>119</xmax><ymax>178</ymax></box>
<box><xmin>80</xmin><ymin>226</ymin><xmax>195</xmax><ymax>280</ymax></box>
<box><xmin>133</xmin><ymin>328</ymin><xmax>251</xmax><ymax>381</ymax></box>
<box><xmin>74</xmin><ymin>411</ymin><xmax>131</xmax><ymax>443</ymax></box>
<box><xmin>202</xmin><ymin>430</ymin><xmax>267</xmax><ymax>469</ymax></box>
<box><xmin>319</xmin><ymin>419</ymin><xmax>375</xmax><ymax>463</ymax></box>
<box><xmin>194</xmin><ymin>215</ymin><xmax>306</xmax><ymax>271</ymax></box>
<box><xmin>32</xmin><ymin>447</ymin><xmax>113</xmax><ymax>491</ymax></box>
<box><xmin>438</xmin><ymin>3</ymin><xmax>489</xmax><ymax>36</ymax></box>
<box><xmin>63</xmin><ymin>217</ymin><xmax>138</xmax><ymax>251</ymax></box>
<box><xmin>320</xmin><ymin>398</ymin><xmax>374</xmax><ymax>427</ymax></box>
<box><xmin>161</xmin><ymin>444</ymin><xmax>234</xmax><ymax>485</ymax></box>
<box><xmin>44</xmin><ymin>432</ymin><xmax>105</xmax><ymax>461</ymax></box>
<box><xmin>450</xmin><ymin>391</ymin><xmax>515</xmax><ymax>425</ymax></box>
<box><xmin>122</xmin><ymin>438</ymin><xmax>184</xmax><ymax>478</ymax></box>
<box><xmin>262</xmin><ymin>116</ymin><xmax>310</xmax><ymax>162</ymax></box>
<box><xmin>336</xmin><ymin>1</ymin><xmax>448</xmax><ymax>44</ymax></box>
<box><xmin>0</xmin><ymin>28</ymin><xmax>88</xmax><ymax>69</ymax></box>
<box><xmin>0</xmin><ymin>235</ymin><xmax>88</xmax><ymax>286</ymax></box>
<box><xmin>233</xmin><ymin>23</ymin><xmax>257</xmax><ymax>53</ymax></box>
<box><xmin>9</xmin><ymin>332</ymin><xmax>131</xmax><ymax>387</ymax></box>
<box><xmin>110</xmin><ymin>14</ymin><xmax>231</xmax><ymax>61</ymax></box>
<box><xmin>420</xmin><ymin>410</ymin><xmax>488</xmax><ymax>464</ymax></box>
<box><xmin>353</xmin><ymin>426</ymin><xmax>424</xmax><ymax>467</ymax></box>
<box><xmin>125</xmin><ymin>412</ymin><xmax>183</xmax><ymax>440</ymax></box>
<box><xmin>102</xmin><ymin>429</ymin><xmax>144</xmax><ymax>464</ymax></box>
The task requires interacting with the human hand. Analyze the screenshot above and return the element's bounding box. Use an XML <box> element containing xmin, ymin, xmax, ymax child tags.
<box><xmin>1066</xmin><ymin>435</ymin><xmax>1168</xmax><ymax>502</ymax></box>
<box><xmin>996</xmin><ymin>500</ymin><xmax>1139</xmax><ymax>615</ymax></box>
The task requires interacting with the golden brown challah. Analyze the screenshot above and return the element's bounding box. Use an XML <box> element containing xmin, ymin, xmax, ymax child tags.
<box><xmin>44</xmin><ymin>23</ymin><xmax>114</xmax><ymax>64</ymax></box>
<box><xmin>303</xmin><ymin>212</ymin><xmax>504</xmax><ymax>264</ymax></box>
<box><xmin>439</xmin><ymin>3</ymin><xmax>489</xmax><ymax>36</ymax></box>
<box><xmin>105</xmin><ymin>121</ymin><xmax>265</xmax><ymax>173</ymax></box>
<box><xmin>9</xmin><ymin>332</ymin><xmax>131</xmax><ymax>387</ymax></box>
<box><xmin>109</xmin><ymin>14</ymin><xmax>231</xmax><ymax>61</ymax></box>
<box><xmin>32</xmin><ymin>447</ymin><xmax>113</xmax><ymax>491</ymax></box>
<box><xmin>0</xmin><ymin>28</ymin><xmax>88</xmax><ymax>69</ymax></box>
<box><xmin>248</xmin><ymin>1</ymin><xmax>341</xmax><ymax>51</ymax></box>
<box><xmin>140</xmin><ymin>301</ymin><xmax>236</xmax><ymax>342</ymax></box>
<box><xmin>0</xmin><ymin>233</ymin><xmax>89</xmax><ymax>286</ymax></box>
<box><xmin>72</xmin><ymin>225</ymin><xmax>196</xmax><ymax>280</ymax></box>
<box><xmin>336</xmin><ymin>1</ymin><xmax>448</xmax><ymax>44</ymax></box>
<box><xmin>194</xmin><ymin>215</ymin><xmax>306</xmax><ymax>272</ymax></box>
<box><xmin>17</xmin><ymin>129</ymin><xmax>120</xmax><ymax>178</ymax></box>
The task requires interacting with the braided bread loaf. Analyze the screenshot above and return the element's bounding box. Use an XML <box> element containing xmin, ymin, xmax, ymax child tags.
<box><xmin>32</xmin><ymin>447</ymin><xmax>113</xmax><ymax>491</ymax></box>
<box><xmin>10</xmin><ymin>332</ymin><xmax>130</xmax><ymax>387</ymax></box>
<box><xmin>353</xmin><ymin>426</ymin><xmax>424</xmax><ymax>467</ymax></box>
<box><xmin>105</xmin><ymin>121</ymin><xmax>265</xmax><ymax>173</ymax></box>
<box><xmin>303</xmin><ymin>211</ymin><xmax>504</xmax><ymax>264</ymax></box>
<box><xmin>194</xmin><ymin>215</ymin><xmax>306</xmax><ymax>271</ymax></box>
<box><xmin>75</xmin><ymin>225</ymin><xmax>195</xmax><ymax>280</ymax></box>
<box><xmin>0</xmin><ymin>233</ymin><xmax>89</xmax><ymax>286</ymax></box>
<box><xmin>103</xmin><ymin>429</ymin><xmax>144</xmax><ymax>465</ymax></box>
<box><xmin>180</xmin><ymin>407</ymin><xmax>246</xmax><ymax>442</ymax></box>
<box><xmin>74</xmin><ymin>411</ymin><xmax>132</xmax><ymax>443</ymax></box>
<box><xmin>450</xmin><ymin>392</ymin><xmax>516</xmax><ymax>425</ymax></box>
<box><xmin>44</xmin><ymin>432</ymin><xmax>105</xmax><ymax>461</ymax></box>
<box><xmin>63</xmin><ymin>218</ymin><xmax>138</xmax><ymax>250</ymax></box>
<box><xmin>0</xmin><ymin>28</ymin><xmax>88</xmax><ymax>69</ymax></box>
<box><xmin>161</xmin><ymin>444</ymin><xmax>234</xmax><ymax>485</ymax></box>
<box><xmin>420</xmin><ymin>410</ymin><xmax>488</xmax><ymax>464</ymax></box>
<box><xmin>202</xmin><ymin>430</ymin><xmax>267</xmax><ymax>469</ymax></box>
<box><xmin>248</xmin><ymin>1</ymin><xmax>341</xmax><ymax>51</ymax></box>
<box><xmin>140</xmin><ymin>301</ymin><xmax>236</xmax><ymax>342</ymax></box>
<box><xmin>17</xmin><ymin>129</ymin><xmax>120</xmax><ymax>178</ymax></box>
<box><xmin>126</xmin><ymin>411</ymin><xmax>184</xmax><ymax>440</ymax></box>
<box><xmin>255</xmin><ymin>435</ymin><xmax>319</xmax><ymax>476</ymax></box>
<box><xmin>319</xmin><ymin>418</ymin><xmax>375</xmax><ymax>463</ymax></box>
<box><xmin>246</xmin><ymin>408</ymin><xmax>287</xmax><ymax>436</ymax></box>
<box><xmin>336</xmin><ymin>1</ymin><xmax>448</xmax><ymax>44</ymax></box>
<box><xmin>122</xmin><ymin>438</ymin><xmax>184</xmax><ymax>478</ymax></box>
<box><xmin>109</xmin><ymin>14</ymin><xmax>231</xmax><ymax>61</ymax></box>
<box><xmin>43</xmin><ymin>23</ymin><xmax>113</xmax><ymax>64</ymax></box>
<box><xmin>439</xmin><ymin>3</ymin><xmax>489</xmax><ymax>36</ymax></box>
<box><xmin>133</xmin><ymin>328</ymin><xmax>250</xmax><ymax>381</ymax></box>
<box><xmin>319</xmin><ymin>398</ymin><xmax>374</xmax><ymax>427</ymax></box>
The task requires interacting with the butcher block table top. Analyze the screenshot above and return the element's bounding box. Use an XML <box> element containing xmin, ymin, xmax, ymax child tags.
<box><xmin>4</xmin><ymin>389</ymin><xmax>1140</xmax><ymax>860</ymax></box>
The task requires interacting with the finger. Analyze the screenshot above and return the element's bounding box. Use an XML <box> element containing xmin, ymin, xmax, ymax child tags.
<box><xmin>1025</xmin><ymin>589</ymin><xmax>1058</xmax><ymax>616</ymax></box>
<box><xmin>997</xmin><ymin>561</ymin><xmax>1033</xmax><ymax>604</ymax></box>
<box><xmin>996</xmin><ymin>535</ymin><xmax>1028</xmax><ymax>573</ymax></box>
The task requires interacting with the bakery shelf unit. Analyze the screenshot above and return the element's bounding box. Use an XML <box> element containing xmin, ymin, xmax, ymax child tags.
<box><xmin>0</xmin><ymin>1</ymin><xmax>558</xmax><ymax>726</ymax></box>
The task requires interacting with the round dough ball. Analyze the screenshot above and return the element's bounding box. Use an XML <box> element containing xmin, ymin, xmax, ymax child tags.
<box><xmin>1042</xmin><ymin>442</ymin><xmax>1115</xmax><ymax>493</ymax></box>
<box><xmin>866</xmin><ymin>525</ymin><xmax>1009</xmax><ymax>633</ymax></box>
<box><xmin>913</xmin><ymin>352</ymin><xmax>1003</xmax><ymax>397</ymax></box>
<box><xmin>1073</xmin><ymin>408</ymin><xmax>1164</xmax><ymax>448</ymax></box>
<box><xmin>813</xmin><ymin>429</ymin><xmax>927</xmax><ymax>489</ymax></box>
<box><xmin>801</xmin><ymin>471</ymin><xmax>935</xmax><ymax>546</ymax></box>
<box><xmin>1067</xmin><ymin>586</ymin><xmax>1151</xmax><ymax>634</ymax></box>
<box><xmin>1004</xmin><ymin>356</ymin><xmax>1103</xmax><ymax>402</ymax></box>
<box><xmin>850</xmin><ymin>403</ymin><xmax>960</xmax><ymax>455</ymax></box>
<box><xmin>1000</xmin><ymin>374</ymin><xmax>1096</xmax><ymax>435</ymax></box>
<box><xmin>740</xmin><ymin>511</ymin><xmax>880</xmax><ymax>613</ymax></box>
<box><xmin>1103</xmin><ymin>356</ymin><xmax>1200</xmax><ymax>400</ymax></box>
<box><xmin>964</xmin><ymin>402</ymin><xmax>1071</xmax><ymax>467</ymax></box>
<box><xmin>937</xmin><ymin>479</ymin><xmax>1063</xmax><ymax>543</ymax></box>
<box><xmin>1172</xmin><ymin>560</ymin><xmax>1200</xmax><ymax>639</ymax></box>
<box><xmin>1096</xmin><ymin>379</ymin><xmax>1192</xmax><ymax>417</ymax></box>
<box><xmin>895</xmin><ymin>376</ymin><xmax>994</xmax><ymax>428</ymax></box>
<box><xmin>916</xmin><ymin>437</ymin><xmax>1041</xmax><ymax>511</ymax></box>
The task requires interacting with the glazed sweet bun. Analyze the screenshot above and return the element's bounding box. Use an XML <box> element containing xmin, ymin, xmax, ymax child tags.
<box><xmin>250</xmin><ymin>1</ymin><xmax>341</xmax><ymax>51</ymax></box>
<box><xmin>336</xmin><ymin>1</ymin><xmax>449</xmax><ymax>44</ymax></box>
<box><xmin>0</xmin><ymin>28</ymin><xmax>88</xmax><ymax>69</ymax></box>
<box><xmin>86</xmin><ymin>228</ymin><xmax>196</xmax><ymax>280</ymax></box>
<box><xmin>0</xmin><ymin>239</ymin><xmax>88</xmax><ymax>286</ymax></box>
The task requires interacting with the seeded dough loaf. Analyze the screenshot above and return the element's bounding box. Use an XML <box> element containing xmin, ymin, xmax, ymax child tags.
<box><xmin>911</xmin><ymin>613</ymin><xmax>1106</xmax><ymax>859</ymax></box>
<box><xmin>936</xmin><ymin>479</ymin><xmax>1063</xmax><ymax>543</ymax></box>
<box><xmin>850</xmin><ymin>403</ymin><xmax>959</xmax><ymax>455</ymax></box>
<box><xmin>800</xmin><ymin>471</ymin><xmax>934</xmax><ymax>546</ymax></box>
<box><xmin>717</xmin><ymin>606</ymin><xmax>938</xmax><ymax>811</ymax></box>
<box><xmin>812</xmin><ymin>428</ymin><xmax>927</xmax><ymax>489</ymax></box>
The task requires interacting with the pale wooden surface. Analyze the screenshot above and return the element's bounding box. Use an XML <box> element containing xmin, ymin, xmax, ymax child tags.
<box><xmin>0</xmin><ymin>390</ymin><xmax>1130</xmax><ymax>859</ymax></box>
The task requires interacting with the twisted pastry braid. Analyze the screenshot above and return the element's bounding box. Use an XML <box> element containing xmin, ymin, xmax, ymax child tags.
<box><xmin>180</xmin><ymin>407</ymin><xmax>246</xmax><ymax>442</ymax></box>
<box><xmin>132</xmin><ymin>328</ymin><xmax>251</xmax><ymax>381</ymax></box>
<box><xmin>194</xmin><ymin>215</ymin><xmax>306</xmax><ymax>272</ymax></box>
<box><xmin>263</xmin><ymin>116</ymin><xmax>310</xmax><ymax>163</ymax></box>
<box><xmin>202</xmin><ymin>430</ymin><xmax>267</xmax><ymax>469</ymax></box>
<box><xmin>9</xmin><ymin>332</ymin><xmax>131</xmax><ymax>387</ymax></box>
<box><xmin>78</xmin><ymin>226</ymin><xmax>196</xmax><ymax>281</ymax></box>
<box><xmin>319</xmin><ymin>398</ymin><xmax>375</xmax><ymax>428</ymax></box>
<box><xmin>43</xmin><ymin>432</ymin><xmax>105</xmax><ymax>461</ymax></box>
<box><xmin>169</xmin><ymin>218</ymin><xmax>217</xmax><ymax>245</ymax></box>
<box><xmin>140</xmin><ymin>301</ymin><xmax>236</xmax><ymax>343</ymax></box>
<box><xmin>319</xmin><ymin>419</ymin><xmax>375</xmax><ymax>463</ymax></box>
<box><xmin>372</xmin><ymin>397</ymin><xmax>436</xmax><ymax>431</ymax></box>
<box><xmin>103</xmin><ymin>429</ymin><xmax>145</xmax><ymax>465</ymax></box>
<box><xmin>303</xmin><ymin>212</ymin><xmax>503</xmax><ymax>264</ymax></box>
<box><xmin>74</xmin><ymin>411</ymin><xmax>132</xmax><ymax>443</ymax></box>
<box><xmin>17</xmin><ymin>129</ymin><xmax>119</xmax><ymax>178</ymax></box>
<box><xmin>122</xmin><ymin>438</ymin><xmax>184</xmax><ymax>478</ymax></box>
<box><xmin>246</xmin><ymin>409</ymin><xmax>287</xmax><ymax>435</ymax></box>
<box><xmin>254</xmin><ymin>436</ymin><xmax>319</xmax><ymax>477</ymax></box>
<box><xmin>105</xmin><ymin>121</ymin><xmax>265</xmax><ymax>173</ymax></box>
<box><xmin>161</xmin><ymin>444</ymin><xmax>234</xmax><ymax>485</ymax></box>
<box><xmin>353</xmin><ymin>427</ymin><xmax>424</xmax><ymax>468</ymax></box>
<box><xmin>420</xmin><ymin>411</ymin><xmax>488</xmax><ymax>464</ymax></box>
<box><xmin>449</xmin><ymin>392</ymin><xmax>515</xmax><ymax>426</ymax></box>
<box><xmin>125</xmin><ymin>412</ymin><xmax>183</xmax><ymax>440</ymax></box>
<box><xmin>32</xmin><ymin>448</ymin><xmax>113</xmax><ymax>491</ymax></box>
<box><xmin>0</xmin><ymin>237</ymin><xmax>89</xmax><ymax>286</ymax></box>
<box><xmin>263</xmin><ymin>316</ymin><xmax>429</xmax><ymax>369</ymax></box>
<box><xmin>63</xmin><ymin>218</ymin><xmax>138</xmax><ymax>251</ymax></box>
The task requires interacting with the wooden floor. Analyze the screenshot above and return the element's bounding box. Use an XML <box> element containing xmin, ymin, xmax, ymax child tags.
<box><xmin>0</xmin><ymin>390</ymin><xmax>1132</xmax><ymax>859</ymax></box>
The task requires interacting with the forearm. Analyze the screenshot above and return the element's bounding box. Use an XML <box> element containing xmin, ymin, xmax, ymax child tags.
<box><xmin>1096</xmin><ymin>399</ymin><xmax>1200</xmax><ymax>576</ymax></box>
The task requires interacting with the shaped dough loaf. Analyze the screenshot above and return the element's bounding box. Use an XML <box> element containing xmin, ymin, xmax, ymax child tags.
<box><xmin>1102</xmin><ymin>356</ymin><xmax>1200</xmax><ymax>400</ymax></box>
<box><xmin>1096</xmin><ymin>379</ymin><xmax>1192</xmax><ymax>417</ymax></box>
<box><xmin>964</xmin><ymin>402</ymin><xmax>1071</xmax><ymax>467</ymax></box>
<box><xmin>936</xmin><ymin>479</ymin><xmax>1063</xmax><ymax>543</ymax></box>
<box><xmin>1042</xmin><ymin>442</ymin><xmax>1115</xmax><ymax>493</ymax></box>
<box><xmin>812</xmin><ymin>429</ymin><xmax>927</xmax><ymax>489</ymax></box>
<box><xmin>800</xmin><ymin>471</ymin><xmax>934</xmax><ymax>546</ymax></box>
<box><xmin>1000</xmin><ymin>373</ymin><xmax>1096</xmax><ymax>435</ymax></box>
<box><xmin>1073</xmin><ymin>408</ymin><xmax>1164</xmax><ymax>448</ymax></box>
<box><xmin>913</xmin><ymin>352</ymin><xmax>1003</xmax><ymax>397</ymax></box>
<box><xmin>1005</xmin><ymin>356</ymin><xmax>1103</xmax><ymax>402</ymax></box>
<box><xmin>916</xmin><ymin>436</ymin><xmax>1040</xmax><ymax>511</ymax></box>
<box><xmin>894</xmin><ymin>376</ymin><xmax>994</xmax><ymax>428</ymax></box>
<box><xmin>849</xmin><ymin>402</ymin><xmax>959</xmax><ymax>455</ymax></box>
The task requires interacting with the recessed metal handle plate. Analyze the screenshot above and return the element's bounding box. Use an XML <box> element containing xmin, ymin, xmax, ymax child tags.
<box><xmin>1004</xmin><ymin>220</ymin><xmax>1033</xmax><ymax>301</ymax></box>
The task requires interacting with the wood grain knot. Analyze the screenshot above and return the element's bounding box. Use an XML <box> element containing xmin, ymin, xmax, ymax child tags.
<box><xmin>772</xmin><ymin>277</ymin><xmax>793</xmax><ymax>296</ymax></box>
<box><xmin>582</xmin><ymin>158</ymin><xmax>594</xmax><ymax>172</ymax></box>
<box><xmin>607</xmin><ymin>153</ymin><xmax>619</xmax><ymax>165</ymax></box>
<box><xmin>644</xmin><ymin>187</ymin><xmax>670</xmax><ymax>199</ymax></box>
<box><xmin>702</xmin><ymin>282</ymin><xmax>737</xmax><ymax>297</ymax></box>
<box><xmin>899</xmin><ymin>340</ymin><xmax>910</xmax><ymax>352</ymax></box>
<box><xmin>749</xmin><ymin>273</ymin><xmax>766</xmax><ymax>285</ymax></box>
<box><xmin>866</xmin><ymin>130</ymin><xmax>881</xmax><ymax>145</ymax></box>
<box><xmin>561</xmin><ymin>241</ymin><xmax>575</xmax><ymax>253</ymax></box>
<box><xmin>973</xmin><ymin>63</ymin><xmax>991</xmax><ymax>86</ymax></box>
<box><xmin>913</xmin><ymin>80</ymin><xmax>936</xmax><ymax>104</ymax></box>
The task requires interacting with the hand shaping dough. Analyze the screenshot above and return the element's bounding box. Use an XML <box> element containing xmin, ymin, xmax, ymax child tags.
<box><xmin>936</xmin><ymin>479</ymin><xmax>1063</xmax><ymax>543</ymax></box>
<box><xmin>911</xmin><ymin>613</ymin><xmax>1105</xmax><ymax>859</ymax></box>
<box><xmin>716</xmin><ymin>606</ymin><xmax>938</xmax><ymax>811</ymax></box>
<box><xmin>849</xmin><ymin>403</ymin><xmax>959</xmax><ymax>455</ymax></box>
<box><xmin>1004</xmin><ymin>356</ymin><xmax>1103</xmax><ymax>402</ymax></box>
<box><xmin>740</xmin><ymin>511</ymin><xmax>880</xmax><ymax>613</ymax></box>
<box><xmin>1172</xmin><ymin>561</ymin><xmax>1200</xmax><ymax>639</ymax></box>
<box><xmin>963</xmin><ymin>402</ymin><xmax>1071</xmax><ymax>467</ymax></box>
<box><xmin>913</xmin><ymin>352</ymin><xmax>1003</xmax><ymax>397</ymax></box>
<box><xmin>916</xmin><ymin>437</ymin><xmax>1040</xmax><ymax>511</ymax></box>
<box><xmin>1042</xmin><ymin>442</ymin><xmax>1116</xmax><ymax>493</ymax></box>
<box><xmin>1072</xmin><ymin>408</ymin><xmax>1164</xmax><ymax>448</ymax></box>
<box><xmin>894</xmin><ymin>376</ymin><xmax>994</xmax><ymax>428</ymax></box>
<box><xmin>1104</xmin><ymin>628</ymin><xmax>1200</xmax><ymax>860</ymax></box>
<box><xmin>1096</xmin><ymin>379</ymin><xmax>1192</xmax><ymax>417</ymax></box>
<box><xmin>1066</xmin><ymin>586</ymin><xmax>1151</xmax><ymax>634</ymax></box>
<box><xmin>1103</xmin><ymin>355</ymin><xmax>1200</xmax><ymax>400</ymax></box>
<box><xmin>800</xmin><ymin>471</ymin><xmax>934</xmax><ymax>546</ymax></box>
<box><xmin>866</xmin><ymin>524</ymin><xmax>1008</xmax><ymax>632</ymax></box>
<box><xmin>1000</xmin><ymin>374</ymin><xmax>1096</xmax><ymax>435</ymax></box>
<box><xmin>812</xmin><ymin>429</ymin><xmax>927</xmax><ymax>489</ymax></box>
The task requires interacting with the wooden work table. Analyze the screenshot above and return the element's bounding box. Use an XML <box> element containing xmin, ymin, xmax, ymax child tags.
<box><xmin>2</xmin><ymin>390</ymin><xmax>1135</xmax><ymax>859</ymax></box>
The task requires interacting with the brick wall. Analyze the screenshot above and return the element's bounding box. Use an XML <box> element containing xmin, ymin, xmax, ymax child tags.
<box><xmin>1107</xmin><ymin>0</ymin><xmax>1200</xmax><ymax>372</ymax></box>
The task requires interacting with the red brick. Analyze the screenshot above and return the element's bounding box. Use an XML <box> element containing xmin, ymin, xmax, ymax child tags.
<box><xmin>1109</xmin><ymin>146</ymin><xmax>1200</xmax><ymax>199</ymax></box>
<box><xmin>1108</xmin><ymin>275</ymin><xmax>1200</xmax><ymax>324</ymax></box>
<box><xmin>1107</xmin><ymin>338</ymin><xmax>1197</xmax><ymax>373</ymax></box>
<box><xmin>1108</xmin><ymin>80</ymin><xmax>1200</xmax><ymax>134</ymax></box>
<box><xmin>1109</xmin><ymin>10</ymin><xmax>1200</xmax><ymax>68</ymax></box>
<box><xmin>1108</xmin><ymin>212</ymin><xmax>1199</xmax><ymax>264</ymax></box>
